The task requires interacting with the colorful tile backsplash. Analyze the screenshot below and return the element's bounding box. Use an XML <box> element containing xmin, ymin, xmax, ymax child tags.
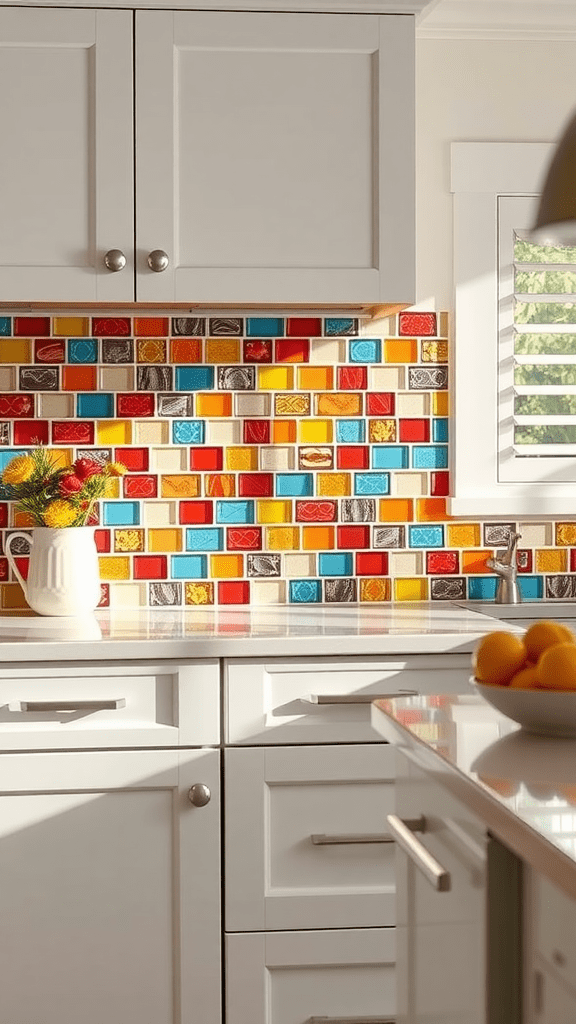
<box><xmin>0</xmin><ymin>308</ymin><xmax>573</xmax><ymax>610</ymax></box>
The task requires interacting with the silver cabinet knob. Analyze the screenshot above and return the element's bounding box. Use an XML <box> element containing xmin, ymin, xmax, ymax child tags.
<box><xmin>104</xmin><ymin>249</ymin><xmax>126</xmax><ymax>272</ymax></box>
<box><xmin>188</xmin><ymin>783</ymin><xmax>211</xmax><ymax>807</ymax></box>
<box><xmin>147</xmin><ymin>249</ymin><xmax>169</xmax><ymax>272</ymax></box>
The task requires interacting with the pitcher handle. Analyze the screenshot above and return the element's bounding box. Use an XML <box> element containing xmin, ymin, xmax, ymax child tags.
<box><xmin>5</xmin><ymin>531</ymin><xmax>32</xmax><ymax>600</ymax></box>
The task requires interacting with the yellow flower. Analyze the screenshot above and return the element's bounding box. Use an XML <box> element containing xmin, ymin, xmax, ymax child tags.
<box><xmin>2</xmin><ymin>454</ymin><xmax>35</xmax><ymax>485</ymax></box>
<box><xmin>105</xmin><ymin>462</ymin><xmax>127</xmax><ymax>477</ymax></box>
<box><xmin>43</xmin><ymin>500</ymin><xmax>77</xmax><ymax>528</ymax></box>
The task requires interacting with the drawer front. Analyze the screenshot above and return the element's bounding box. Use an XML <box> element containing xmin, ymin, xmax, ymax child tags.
<box><xmin>534</xmin><ymin>872</ymin><xmax>576</xmax><ymax>997</ymax></box>
<box><xmin>0</xmin><ymin>659</ymin><xmax>220</xmax><ymax>749</ymax></box>
<box><xmin>226</xmin><ymin>928</ymin><xmax>395</xmax><ymax>1024</ymax></box>
<box><xmin>225</xmin><ymin>654</ymin><xmax>472</xmax><ymax>744</ymax></box>
<box><xmin>225</xmin><ymin>744</ymin><xmax>396</xmax><ymax>931</ymax></box>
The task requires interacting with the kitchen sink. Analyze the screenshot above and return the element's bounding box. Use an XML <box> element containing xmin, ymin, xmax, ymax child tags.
<box><xmin>454</xmin><ymin>601</ymin><xmax>576</xmax><ymax>622</ymax></box>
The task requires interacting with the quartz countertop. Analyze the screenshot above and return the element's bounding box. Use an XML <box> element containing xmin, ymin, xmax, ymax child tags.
<box><xmin>0</xmin><ymin>602</ymin><xmax>521</xmax><ymax>662</ymax></box>
<box><xmin>372</xmin><ymin>690</ymin><xmax>576</xmax><ymax>902</ymax></box>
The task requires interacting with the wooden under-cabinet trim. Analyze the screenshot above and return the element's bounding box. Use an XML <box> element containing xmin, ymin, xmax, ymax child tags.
<box><xmin>0</xmin><ymin>301</ymin><xmax>409</xmax><ymax>320</ymax></box>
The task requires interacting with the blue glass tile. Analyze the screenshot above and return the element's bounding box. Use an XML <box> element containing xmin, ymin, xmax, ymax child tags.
<box><xmin>518</xmin><ymin>576</ymin><xmax>544</xmax><ymax>600</ymax></box>
<box><xmin>468</xmin><ymin>577</ymin><xmax>498</xmax><ymax>601</ymax></box>
<box><xmin>336</xmin><ymin>419</ymin><xmax>365</xmax><ymax>443</ymax></box>
<box><xmin>432</xmin><ymin>418</ymin><xmax>449</xmax><ymax>443</ymax></box>
<box><xmin>175</xmin><ymin>366</ymin><xmax>214</xmax><ymax>391</ymax></box>
<box><xmin>68</xmin><ymin>339</ymin><xmax>98</xmax><ymax>364</ymax></box>
<box><xmin>215</xmin><ymin>500</ymin><xmax>255</xmax><ymax>524</ymax></box>
<box><xmin>354</xmin><ymin>472</ymin><xmax>390</xmax><ymax>496</ymax></box>
<box><xmin>185</xmin><ymin>528</ymin><xmax>223</xmax><ymax>552</ymax></box>
<box><xmin>171</xmin><ymin>554</ymin><xmax>207</xmax><ymax>579</ymax></box>
<box><xmin>408</xmin><ymin>525</ymin><xmax>444</xmax><ymax>548</ymax></box>
<box><xmin>349</xmin><ymin>339</ymin><xmax>381</xmax><ymax>363</ymax></box>
<box><xmin>289</xmin><ymin>579</ymin><xmax>322</xmax><ymax>603</ymax></box>
<box><xmin>0</xmin><ymin>318</ymin><xmax>11</xmax><ymax>336</ymax></box>
<box><xmin>172</xmin><ymin>420</ymin><xmax>205</xmax><ymax>445</ymax></box>
<box><xmin>275</xmin><ymin>473</ymin><xmax>313</xmax><ymax>497</ymax></box>
<box><xmin>103</xmin><ymin>501</ymin><xmax>140</xmax><ymax>526</ymax></box>
<box><xmin>325</xmin><ymin>318</ymin><xmax>357</xmax><ymax>336</ymax></box>
<box><xmin>372</xmin><ymin>446</ymin><xmax>409</xmax><ymax>469</ymax></box>
<box><xmin>318</xmin><ymin>553</ymin><xmax>353</xmax><ymax>577</ymax></box>
<box><xmin>0</xmin><ymin>449</ymin><xmax>28</xmax><ymax>472</ymax></box>
<box><xmin>77</xmin><ymin>393</ymin><xmax>114</xmax><ymax>418</ymax></box>
<box><xmin>412</xmin><ymin>445</ymin><xmax>448</xmax><ymax>469</ymax></box>
<box><xmin>246</xmin><ymin>317</ymin><xmax>284</xmax><ymax>337</ymax></box>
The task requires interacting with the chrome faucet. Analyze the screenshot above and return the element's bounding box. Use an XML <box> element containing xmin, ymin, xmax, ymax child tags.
<box><xmin>486</xmin><ymin>531</ymin><xmax>522</xmax><ymax>604</ymax></box>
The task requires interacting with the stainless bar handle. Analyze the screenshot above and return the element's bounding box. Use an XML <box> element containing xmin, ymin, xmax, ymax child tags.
<box><xmin>303</xmin><ymin>690</ymin><xmax>418</xmax><ymax>705</ymax></box>
<box><xmin>8</xmin><ymin>699</ymin><xmax>126</xmax><ymax>712</ymax></box>
<box><xmin>307</xmin><ymin>1017</ymin><xmax>395</xmax><ymax>1023</ymax></box>
<box><xmin>311</xmin><ymin>832</ymin><xmax>395</xmax><ymax>845</ymax></box>
<box><xmin>386</xmin><ymin>814</ymin><xmax>451</xmax><ymax>892</ymax></box>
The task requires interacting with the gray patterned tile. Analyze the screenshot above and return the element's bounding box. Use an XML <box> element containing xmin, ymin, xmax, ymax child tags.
<box><xmin>373</xmin><ymin>526</ymin><xmax>405</xmax><ymax>548</ymax></box>
<box><xmin>341</xmin><ymin>499</ymin><xmax>376</xmax><ymax>523</ymax></box>
<box><xmin>483</xmin><ymin>523</ymin><xmax>517</xmax><ymax>546</ymax></box>
<box><xmin>101</xmin><ymin>338</ymin><xmax>133</xmax><ymax>363</ymax></box>
<box><xmin>0</xmin><ymin>423</ymin><xmax>10</xmax><ymax>446</ymax></box>
<box><xmin>247</xmin><ymin>554</ymin><xmax>282</xmax><ymax>577</ymax></box>
<box><xmin>19</xmin><ymin>367</ymin><xmax>58</xmax><ymax>391</ymax></box>
<box><xmin>172</xmin><ymin>317</ymin><xmax>205</xmax><ymax>336</ymax></box>
<box><xmin>218</xmin><ymin>366</ymin><xmax>255</xmax><ymax>390</ymax></box>
<box><xmin>149</xmin><ymin>582</ymin><xmax>182</xmax><ymax>606</ymax></box>
<box><xmin>209</xmin><ymin>317</ymin><xmax>243</xmax><ymax>336</ymax></box>
<box><xmin>546</xmin><ymin>575</ymin><xmax>576</xmax><ymax>599</ymax></box>
<box><xmin>137</xmin><ymin>366</ymin><xmax>173</xmax><ymax>391</ymax></box>
<box><xmin>431</xmin><ymin>577</ymin><xmax>466</xmax><ymax>601</ymax></box>
<box><xmin>408</xmin><ymin>366</ymin><xmax>448</xmax><ymax>390</ymax></box>
<box><xmin>77</xmin><ymin>448</ymin><xmax>112</xmax><ymax>466</ymax></box>
<box><xmin>157</xmin><ymin>393</ymin><xmax>194</xmax><ymax>417</ymax></box>
<box><xmin>324</xmin><ymin>578</ymin><xmax>357</xmax><ymax>602</ymax></box>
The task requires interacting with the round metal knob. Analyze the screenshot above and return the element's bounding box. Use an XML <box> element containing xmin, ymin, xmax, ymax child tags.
<box><xmin>188</xmin><ymin>783</ymin><xmax>211</xmax><ymax>807</ymax></box>
<box><xmin>147</xmin><ymin>249</ymin><xmax>169</xmax><ymax>273</ymax></box>
<box><xmin>104</xmin><ymin>248</ymin><xmax>126</xmax><ymax>272</ymax></box>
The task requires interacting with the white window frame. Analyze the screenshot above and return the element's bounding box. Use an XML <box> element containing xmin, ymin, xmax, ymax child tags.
<box><xmin>450</xmin><ymin>140</ymin><xmax>576</xmax><ymax>516</ymax></box>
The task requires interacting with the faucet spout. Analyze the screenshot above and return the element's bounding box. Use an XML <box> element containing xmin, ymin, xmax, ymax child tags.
<box><xmin>486</xmin><ymin>531</ymin><xmax>522</xmax><ymax>604</ymax></box>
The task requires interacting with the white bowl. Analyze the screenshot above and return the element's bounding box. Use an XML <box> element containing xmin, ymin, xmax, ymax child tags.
<box><xmin>473</xmin><ymin>678</ymin><xmax>576</xmax><ymax>738</ymax></box>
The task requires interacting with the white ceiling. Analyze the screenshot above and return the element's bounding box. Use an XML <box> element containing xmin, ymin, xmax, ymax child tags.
<box><xmin>417</xmin><ymin>0</ymin><xmax>576</xmax><ymax>39</ymax></box>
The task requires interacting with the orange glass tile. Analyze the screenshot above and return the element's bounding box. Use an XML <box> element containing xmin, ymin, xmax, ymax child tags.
<box><xmin>210</xmin><ymin>554</ymin><xmax>243</xmax><ymax>578</ymax></box>
<box><xmin>275</xmin><ymin>393</ymin><xmax>310</xmax><ymax>416</ymax></box>
<box><xmin>316</xmin><ymin>393</ymin><xmax>362</xmax><ymax>417</ymax></box>
<box><xmin>53</xmin><ymin>317</ymin><xmax>89</xmax><ymax>337</ymax></box>
<box><xmin>369</xmin><ymin>419</ymin><xmax>396</xmax><ymax>443</ymax></box>
<box><xmin>13</xmin><ymin>510</ymin><xmax>35</xmax><ymax>528</ymax></box>
<box><xmin>258</xmin><ymin>366</ymin><xmax>294</xmax><ymax>390</ymax></box>
<box><xmin>62</xmin><ymin>366</ymin><xmax>97</xmax><ymax>391</ymax></box>
<box><xmin>422</xmin><ymin>340</ymin><xmax>448</xmax><ymax>363</ymax></box>
<box><xmin>170</xmin><ymin>338</ymin><xmax>202</xmax><ymax>364</ymax></box>
<box><xmin>185</xmin><ymin>581</ymin><xmax>214</xmax><ymax>605</ymax></box>
<box><xmin>447</xmin><ymin>523</ymin><xmax>480</xmax><ymax>547</ymax></box>
<box><xmin>432</xmin><ymin>391</ymin><xmax>449</xmax><ymax>416</ymax></box>
<box><xmin>556</xmin><ymin>523</ymin><xmax>576</xmax><ymax>546</ymax></box>
<box><xmin>416</xmin><ymin>498</ymin><xmax>450</xmax><ymax>522</ymax></box>
<box><xmin>136</xmin><ymin>339</ymin><xmax>167</xmax><ymax>363</ymax></box>
<box><xmin>317</xmin><ymin>473</ymin><xmax>351</xmax><ymax>497</ymax></box>
<box><xmin>360</xmin><ymin>578</ymin><xmax>391</xmax><ymax>602</ymax></box>
<box><xmin>378</xmin><ymin>498</ymin><xmax>413</xmax><ymax>522</ymax></box>
<box><xmin>394</xmin><ymin>578</ymin><xmax>428</xmax><ymax>601</ymax></box>
<box><xmin>461</xmin><ymin>550</ymin><xmax>493</xmax><ymax>573</ymax></box>
<box><xmin>302</xmin><ymin>526</ymin><xmax>335</xmax><ymax>550</ymax></box>
<box><xmin>226</xmin><ymin>447</ymin><xmax>258</xmax><ymax>471</ymax></box>
<box><xmin>535</xmin><ymin>549</ymin><xmax>568</xmax><ymax>573</ymax></box>
<box><xmin>257</xmin><ymin>500</ymin><xmax>292</xmax><ymax>524</ymax></box>
<box><xmin>196</xmin><ymin>394</ymin><xmax>232</xmax><ymax>418</ymax></box>
<box><xmin>206</xmin><ymin>474</ymin><xmax>235</xmax><ymax>497</ymax></box>
<box><xmin>298</xmin><ymin>366</ymin><xmax>333</xmax><ymax>390</ymax></box>
<box><xmin>384</xmin><ymin>339</ymin><xmax>418</xmax><ymax>363</ymax></box>
<box><xmin>205</xmin><ymin>338</ymin><xmax>241</xmax><ymax>363</ymax></box>
<box><xmin>161</xmin><ymin>475</ymin><xmax>201</xmax><ymax>498</ymax></box>
<box><xmin>1</xmin><ymin>583</ymin><xmax>29</xmax><ymax>609</ymax></box>
<box><xmin>148</xmin><ymin>528</ymin><xmax>183</xmax><ymax>552</ymax></box>
<box><xmin>114</xmin><ymin>529</ymin><xmax>145</xmax><ymax>553</ymax></box>
<box><xmin>0</xmin><ymin>340</ymin><xmax>31</xmax><ymax>363</ymax></box>
<box><xmin>266</xmin><ymin>527</ymin><xmax>300</xmax><ymax>550</ymax></box>
<box><xmin>99</xmin><ymin>557</ymin><xmax>131</xmax><ymax>580</ymax></box>
<box><xmin>272</xmin><ymin>419</ymin><xmax>297</xmax><ymax>444</ymax></box>
<box><xmin>134</xmin><ymin>317</ymin><xmax>169</xmax><ymax>337</ymax></box>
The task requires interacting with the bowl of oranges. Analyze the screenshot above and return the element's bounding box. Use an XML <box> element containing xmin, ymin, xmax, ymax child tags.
<box><xmin>472</xmin><ymin>620</ymin><xmax>576</xmax><ymax>737</ymax></box>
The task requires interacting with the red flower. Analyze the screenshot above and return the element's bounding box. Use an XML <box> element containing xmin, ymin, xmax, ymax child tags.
<box><xmin>59</xmin><ymin>473</ymin><xmax>83</xmax><ymax>496</ymax></box>
<box><xmin>73</xmin><ymin>458</ymin><xmax>102</xmax><ymax>481</ymax></box>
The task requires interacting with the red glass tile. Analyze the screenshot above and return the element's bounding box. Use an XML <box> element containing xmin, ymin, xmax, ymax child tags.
<box><xmin>190</xmin><ymin>448</ymin><xmax>223</xmax><ymax>471</ymax></box>
<box><xmin>34</xmin><ymin>340</ymin><xmax>65</xmax><ymax>363</ymax></box>
<box><xmin>0</xmin><ymin>557</ymin><xmax>8</xmax><ymax>580</ymax></box>
<box><xmin>179</xmin><ymin>500</ymin><xmax>213</xmax><ymax>525</ymax></box>
<box><xmin>117</xmin><ymin>393</ymin><xmax>155</xmax><ymax>417</ymax></box>
<box><xmin>367</xmin><ymin>392</ymin><xmax>395</xmax><ymax>416</ymax></box>
<box><xmin>518</xmin><ymin>549</ymin><xmax>533</xmax><ymax>574</ymax></box>
<box><xmin>426</xmin><ymin>551</ymin><xmax>459</xmax><ymax>575</ymax></box>
<box><xmin>337</xmin><ymin>525</ymin><xmax>370</xmax><ymax>549</ymax></box>
<box><xmin>218</xmin><ymin>580</ymin><xmax>250</xmax><ymax>604</ymax></box>
<box><xmin>92</xmin><ymin>317</ymin><xmax>131</xmax><ymax>336</ymax></box>
<box><xmin>356</xmin><ymin>552</ymin><xmax>388</xmax><ymax>576</ymax></box>
<box><xmin>399</xmin><ymin>419</ymin><xmax>430</xmax><ymax>442</ymax></box>
<box><xmin>238</xmin><ymin>473</ymin><xmax>273</xmax><ymax>497</ymax></box>
<box><xmin>87</xmin><ymin>505</ymin><xmax>100</xmax><ymax>526</ymax></box>
<box><xmin>13</xmin><ymin>420</ymin><xmax>49</xmax><ymax>446</ymax></box>
<box><xmin>14</xmin><ymin>317</ymin><xmax>50</xmax><ymax>337</ymax></box>
<box><xmin>62</xmin><ymin>366</ymin><xmax>97</xmax><ymax>391</ymax></box>
<box><xmin>123</xmin><ymin>475</ymin><xmax>158</xmax><ymax>499</ymax></box>
<box><xmin>0</xmin><ymin>395</ymin><xmax>34</xmax><ymax>417</ymax></box>
<box><xmin>243</xmin><ymin>339</ymin><xmax>272</xmax><ymax>363</ymax></box>
<box><xmin>52</xmin><ymin>421</ymin><xmax>94</xmax><ymax>445</ymax></box>
<box><xmin>135</xmin><ymin>317</ymin><xmax>169</xmax><ymax>337</ymax></box>
<box><xmin>295</xmin><ymin>500</ymin><xmax>337</xmax><ymax>522</ymax></box>
<box><xmin>98</xmin><ymin>583</ymin><xmax>110</xmax><ymax>608</ymax></box>
<box><xmin>336</xmin><ymin>446</ymin><xmax>369</xmax><ymax>470</ymax></box>
<box><xmin>399</xmin><ymin>312</ymin><xmax>437</xmax><ymax>336</ymax></box>
<box><xmin>275</xmin><ymin>339</ymin><xmax>310</xmax><ymax>363</ymax></box>
<box><xmin>227</xmin><ymin>527</ymin><xmax>262</xmax><ymax>551</ymax></box>
<box><xmin>243</xmin><ymin>420</ymin><xmax>270</xmax><ymax>445</ymax></box>
<box><xmin>171</xmin><ymin>338</ymin><xmax>202</xmax><ymax>364</ymax></box>
<box><xmin>115</xmin><ymin>447</ymin><xmax>149</xmax><ymax>472</ymax></box>
<box><xmin>95</xmin><ymin>529</ymin><xmax>111</xmax><ymax>554</ymax></box>
<box><xmin>0</xmin><ymin>504</ymin><xmax>8</xmax><ymax>528</ymax></box>
<box><xmin>287</xmin><ymin>318</ymin><xmax>321</xmax><ymax>337</ymax></box>
<box><xmin>430</xmin><ymin>471</ymin><xmax>450</xmax><ymax>497</ymax></box>
<box><xmin>133</xmin><ymin>555</ymin><xmax>168</xmax><ymax>580</ymax></box>
<box><xmin>14</xmin><ymin>557</ymin><xmax>29</xmax><ymax>581</ymax></box>
<box><xmin>338</xmin><ymin>366</ymin><xmax>367</xmax><ymax>391</ymax></box>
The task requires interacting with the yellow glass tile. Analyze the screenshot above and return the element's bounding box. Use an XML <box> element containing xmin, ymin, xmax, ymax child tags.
<box><xmin>136</xmin><ymin>339</ymin><xmax>167</xmax><ymax>363</ymax></box>
<box><xmin>185</xmin><ymin>582</ymin><xmax>215</xmax><ymax>605</ymax></box>
<box><xmin>302</xmin><ymin>526</ymin><xmax>335</xmax><ymax>550</ymax></box>
<box><xmin>536</xmin><ymin>549</ymin><xmax>568</xmax><ymax>573</ymax></box>
<box><xmin>317</xmin><ymin>473</ymin><xmax>351</xmax><ymax>497</ymax></box>
<box><xmin>257</xmin><ymin>500</ymin><xmax>292</xmax><ymax>524</ymax></box>
<box><xmin>422</xmin><ymin>340</ymin><xmax>448</xmax><ymax>363</ymax></box>
<box><xmin>360</xmin><ymin>578</ymin><xmax>391</xmax><ymax>602</ymax></box>
<box><xmin>432</xmin><ymin>391</ymin><xmax>449</xmax><ymax>416</ymax></box>
<box><xmin>272</xmin><ymin>420</ymin><xmax>297</xmax><ymax>444</ymax></box>
<box><xmin>266</xmin><ymin>527</ymin><xmax>300</xmax><ymax>550</ymax></box>
<box><xmin>556</xmin><ymin>523</ymin><xmax>576</xmax><ymax>546</ymax></box>
<box><xmin>205</xmin><ymin>338</ymin><xmax>241</xmax><ymax>363</ymax></box>
<box><xmin>384</xmin><ymin>339</ymin><xmax>418</xmax><ymax>363</ymax></box>
<box><xmin>210</xmin><ymin>554</ymin><xmax>243</xmax><ymax>578</ymax></box>
<box><xmin>394</xmin><ymin>577</ymin><xmax>428</xmax><ymax>601</ymax></box>
<box><xmin>298</xmin><ymin>366</ymin><xmax>333</xmax><ymax>390</ymax></box>
<box><xmin>275</xmin><ymin>393</ymin><xmax>310</xmax><ymax>416</ymax></box>
<box><xmin>1</xmin><ymin>583</ymin><xmax>29</xmax><ymax>609</ymax></box>
<box><xmin>369</xmin><ymin>419</ymin><xmax>396</xmax><ymax>442</ymax></box>
<box><xmin>196</xmin><ymin>393</ymin><xmax>232</xmax><ymax>418</ymax></box>
<box><xmin>134</xmin><ymin>421</ymin><xmax>170</xmax><ymax>445</ymax></box>
<box><xmin>447</xmin><ymin>523</ymin><xmax>481</xmax><ymax>547</ymax></box>
<box><xmin>461</xmin><ymin>550</ymin><xmax>492</xmax><ymax>573</ymax></box>
<box><xmin>53</xmin><ymin>317</ymin><xmax>89</xmax><ymax>337</ymax></box>
<box><xmin>258</xmin><ymin>366</ymin><xmax>294</xmax><ymax>390</ymax></box>
<box><xmin>416</xmin><ymin>498</ymin><xmax>450</xmax><ymax>522</ymax></box>
<box><xmin>161</xmin><ymin>475</ymin><xmax>201</xmax><ymax>498</ymax></box>
<box><xmin>46</xmin><ymin>448</ymin><xmax>72</xmax><ymax>470</ymax></box>
<box><xmin>96</xmin><ymin>420</ymin><xmax>132</xmax><ymax>446</ymax></box>
<box><xmin>114</xmin><ymin>529</ymin><xmax>145</xmax><ymax>553</ymax></box>
<box><xmin>378</xmin><ymin>498</ymin><xmax>413</xmax><ymax>522</ymax></box>
<box><xmin>316</xmin><ymin>393</ymin><xmax>362</xmax><ymax>417</ymax></box>
<box><xmin>0</xmin><ymin>340</ymin><xmax>31</xmax><ymax>364</ymax></box>
<box><xmin>104</xmin><ymin>478</ymin><xmax>120</xmax><ymax>499</ymax></box>
<box><xmin>226</xmin><ymin>446</ymin><xmax>258</xmax><ymax>471</ymax></box>
<box><xmin>299</xmin><ymin>419</ymin><xmax>333</xmax><ymax>443</ymax></box>
<box><xmin>148</xmin><ymin>528</ymin><xmax>182</xmax><ymax>553</ymax></box>
<box><xmin>99</xmin><ymin>557</ymin><xmax>130</xmax><ymax>581</ymax></box>
<box><xmin>13</xmin><ymin>511</ymin><xmax>35</xmax><ymax>528</ymax></box>
<box><xmin>205</xmin><ymin>474</ymin><xmax>236</xmax><ymax>497</ymax></box>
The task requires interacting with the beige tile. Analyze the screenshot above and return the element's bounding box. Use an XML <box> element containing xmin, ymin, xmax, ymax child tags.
<box><xmin>518</xmin><ymin>522</ymin><xmax>553</xmax><ymax>547</ymax></box>
<box><xmin>207</xmin><ymin>420</ymin><xmax>242</xmax><ymax>445</ymax></box>
<box><xmin>108</xmin><ymin>583</ymin><xmax>147</xmax><ymax>608</ymax></box>
<box><xmin>235</xmin><ymin>393</ymin><xmax>271</xmax><ymax>417</ymax></box>
<box><xmin>283</xmin><ymin>552</ymin><xmax>316</xmax><ymax>577</ymax></box>
<box><xmin>99</xmin><ymin>366</ymin><xmax>134</xmax><ymax>392</ymax></box>
<box><xmin>38</xmin><ymin>393</ymin><xmax>75</xmax><ymax>418</ymax></box>
<box><xmin>260</xmin><ymin>446</ymin><xmax>295</xmax><ymax>471</ymax></box>
<box><xmin>439</xmin><ymin>311</ymin><xmax>449</xmax><ymax>336</ymax></box>
<box><xmin>143</xmin><ymin>501</ymin><xmax>177</xmax><ymax>526</ymax></box>
<box><xmin>370</xmin><ymin>366</ymin><xmax>406</xmax><ymax>391</ymax></box>
<box><xmin>389</xmin><ymin>551</ymin><xmax>423</xmax><ymax>576</ymax></box>
<box><xmin>151</xmin><ymin>447</ymin><xmax>187</xmax><ymax>472</ymax></box>
<box><xmin>396</xmin><ymin>391</ymin><xmax>430</xmax><ymax>417</ymax></box>
<box><xmin>361</xmin><ymin>314</ymin><xmax>395</xmax><ymax>336</ymax></box>
<box><xmin>0</xmin><ymin>367</ymin><xmax>15</xmax><ymax>390</ymax></box>
<box><xmin>250</xmin><ymin>580</ymin><xmax>287</xmax><ymax>605</ymax></box>
<box><xmin>134</xmin><ymin>420</ymin><xmax>170</xmax><ymax>444</ymax></box>
<box><xmin>393</xmin><ymin>472</ymin><xmax>428</xmax><ymax>497</ymax></box>
<box><xmin>309</xmin><ymin>338</ymin><xmax>346</xmax><ymax>364</ymax></box>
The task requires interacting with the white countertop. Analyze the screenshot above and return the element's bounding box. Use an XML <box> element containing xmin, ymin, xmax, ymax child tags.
<box><xmin>372</xmin><ymin>691</ymin><xmax>576</xmax><ymax>902</ymax></box>
<box><xmin>0</xmin><ymin>602</ymin><xmax>520</xmax><ymax>661</ymax></box>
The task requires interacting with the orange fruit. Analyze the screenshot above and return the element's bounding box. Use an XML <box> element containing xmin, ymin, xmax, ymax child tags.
<box><xmin>536</xmin><ymin>642</ymin><xmax>576</xmax><ymax>690</ymax></box>
<box><xmin>558</xmin><ymin>784</ymin><xmax>576</xmax><ymax>806</ymax></box>
<box><xmin>477</xmin><ymin>774</ymin><xmax>519</xmax><ymax>797</ymax></box>
<box><xmin>524</xmin><ymin>620</ymin><xmax>575</xmax><ymax>662</ymax></box>
<box><xmin>473</xmin><ymin>630</ymin><xmax>527</xmax><ymax>686</ymax></box>
<box><xmin>508</xmin><ymin>663</ymin><xmax>540</xmax><ymax>689</ymax></box>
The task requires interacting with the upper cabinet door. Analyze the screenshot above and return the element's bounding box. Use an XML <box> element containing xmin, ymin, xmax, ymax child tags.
<box><xmin>135</xmin><ymin>10</ymin><xmax>414</xmax><ymax>305</ymax></box>
<box><xmin>0</xmin><ymin>8</ymin><xmax>134</xmax><ymax>303</ymax></box>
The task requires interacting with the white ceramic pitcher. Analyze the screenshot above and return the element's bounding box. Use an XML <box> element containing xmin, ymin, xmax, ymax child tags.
<box><xmin>5</xmin><ymin>527</ymin><xmax>102</xmax><ymax>616</ymax></box>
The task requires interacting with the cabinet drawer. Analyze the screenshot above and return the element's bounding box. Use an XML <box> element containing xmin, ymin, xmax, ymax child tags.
<box><xmin>225</xmin><ymin>745</ymin><xmax>395</xmax><ymax>931</ymax></box>
<box><xmin>533</xmin><ymin>872</ymin><xmax>576</xmax><ymax>997</ymax></box>
<box><xmin>226</xmin><ymin>928</ymin><xmax>395</xmax><ymax>1024</ymax></box>
<box><xmin>225</xmin><ymin>654</ymin><xmax>472</xmax><ymax>744</ymax></box>
<box><xmin>0</xmin><ymin>659</ymin><xmax>219</xmax><ymax>749</ymax></box>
